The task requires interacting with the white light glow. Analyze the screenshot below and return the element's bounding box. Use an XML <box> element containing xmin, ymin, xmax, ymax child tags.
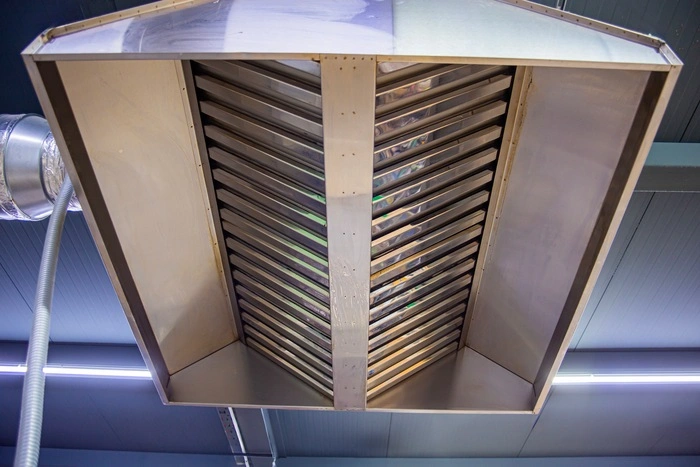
<box><xmin>553</xmin><ymin>374</ymin><xmax>700</xmax><ymax>385</ymax></box>
<box><xmin>0</xmin><ymin>364</ymin><xmax>151</xmax><ymax>379</ymax></box>
<box><xmin>2</xmin><ymin>365</ymin><xmax>700</xmax><ymax>384</ymax></box>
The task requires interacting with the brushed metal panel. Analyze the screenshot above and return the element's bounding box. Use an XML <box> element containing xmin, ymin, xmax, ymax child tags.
<box><xmin>322</xmin><ymin>55</ymin><xmax>376</xmax><ymax>409</ymax></box>
<box><xmin>367</xmin><ymin>347</ymin><xmax>534</xmax><ymax>412</ymax></box>
<box><xmin>205</xmin><ymin>125</ymin><xmax>325</xmax><ymax>194</ymax></box>
<box><xmin>230</xmin><ymin>244</ymin><xmax>329</xmax><ymax>304</ymax></box>
<box><xmin>467</xmin><ymin>66</ymin><xmax>650</xmax><ymax>383</ymax></box>
<box><xmin>211</xmin><ymin>150</ymin><xmax>326</xmax><ymax>215</ymax></box>
<box><xmin>194</xmin><ymin>60</ymin><xmax>322</xmax><ymax>116</ymax></box>
<box><xmin>223</xmin><ymin>220</ymin><xmax>329</xmax><ymax>288</ymax></box>
<box><xmin>195</xmin><ymin>74</ymin><xmax>323</xmax><ymax>141</ymax></box>
<box><xmin>35</xmin><ymin>0</ymin><xmax>669</xmax><ymax>69</ymax></box>
<box><xmin>57</xmin><ymin>60</ymin><xmax>236</xmax><ymax>374</ymax></box>
<box><xmin>168</xmin><ymin>343</ymin><xmax>332</xmax><ymax>408</ymax></box>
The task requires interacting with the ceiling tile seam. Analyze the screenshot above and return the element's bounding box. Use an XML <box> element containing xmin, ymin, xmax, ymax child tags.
<box><xmin>571</xmin><ymin>192</ymin><xmax>655</xmax><ymax>349</ymax></box>
<box><xmin>516</xmin><ymin>406</ymin><xmax>543</xmax><ymax>457</ymax></box>
<box><xmin>384</xmin><ymin>413</ymin><xmax>393</xmax><ymax>458</ymax></box>
<box><xmin>270</xmin><ymin>410</ymin><xmax>287</xmax><ymax>459</ymax></box>
<box><xmin>646</xmin><ymin>429</ymin><xmax>667</xmax><ymax>455</ymax></box>
<box><xmin>0</xmin><ymin>261</ymin><xmax>32</xmax><ymax>317</ymax></box>
<box><xmin>681</xmin><ymin>85</ymin><xmax>700</xmax><ymax>141</ymax></box>
<box><xmin>665</xmin><ymin>2</ymin><xmax>700</xmax><ymax>142</ymax></box>
<box><xmin>85</xmin><ymin>389</ymin><xmax>128</xmax><ymax>448</ymax></box>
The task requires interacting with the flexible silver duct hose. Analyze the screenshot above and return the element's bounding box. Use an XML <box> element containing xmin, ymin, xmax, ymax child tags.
<box><xmin>14</xmin><ymin>176</ymin><xmax>74</xmax><ymax>467</ymax></box>
<box><xmin>0</xmin><ymin>114</ymin><xmax>80</xmax><ymax>221</ymax></box>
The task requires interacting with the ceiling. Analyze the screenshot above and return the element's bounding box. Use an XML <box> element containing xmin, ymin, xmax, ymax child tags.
<box><xmin>1</xmin><ymin>0</ymin><xmax>700</xmax><ymax>462</ymax></box>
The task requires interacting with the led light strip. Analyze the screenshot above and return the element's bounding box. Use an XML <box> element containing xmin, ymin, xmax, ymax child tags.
<box><xmin>0</xmin><ymin>364</ymin><xmax>151</xmax><ymax>379</ymax></box>
<box><xmin>553</xmin><ymin>374</ymin><xmax>700</xmax><ymax>385</ymax></box>
<box><xmin>2</xmin><ymin>364</ymin><xmax>700</xmax><ymax>384</ymax></box>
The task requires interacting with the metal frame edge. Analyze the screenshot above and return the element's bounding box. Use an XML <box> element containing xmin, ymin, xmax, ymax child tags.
<box><xmin>180</xmin><ymin>60</ymin><xmax>245</xmax><ymax>343</ymax></box>
<box><xmin>461</xmin><ymin>66</ymin><xmax>532</xmax><ymax>349</ymax></box>
<box><xmin>322</xmin><ymin>54</ymin><xmax>376</xmax><ymax>410</ymax></box>
<box><xmin>20</xmin><ymin>55</ymin><xmax>171</xmax><ymax>401</ymax></box>
<box><xmin>532</xmin><ymin>65</ymin><xmax>682</xmax><ymax>413</ymax></box>
<box><xmin>497</xmin><ymin>0</ymin><xmax>665</xmax><ymax>49</ymax></box>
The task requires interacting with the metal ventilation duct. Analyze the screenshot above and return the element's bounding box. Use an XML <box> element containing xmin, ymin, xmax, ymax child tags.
<box><xmin>23</xmin><ymin>0</ymin><xmax>681</xmax><ymax>412</ymax></box>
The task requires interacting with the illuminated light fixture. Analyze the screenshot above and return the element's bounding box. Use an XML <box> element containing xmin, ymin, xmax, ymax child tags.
<box><xmin>553</xmin><ymin>374</ymin><xmax>700</xmax><ymax>385</ymax></box>
<box><xmin>0</xmin><ymin>364</ymin><xmax>151</xmax><ymax>379</ymax></box>
<box><xmin>3</xmin><ymin>364</ymin><xmax>700</xmax><ymax>385</ymax></box>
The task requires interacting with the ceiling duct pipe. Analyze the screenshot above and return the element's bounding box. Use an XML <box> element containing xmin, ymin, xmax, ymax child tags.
<box><xmin>0</xmin><ymin>114</ymin><xmax>80</xmax><ymax>221</ymax></box>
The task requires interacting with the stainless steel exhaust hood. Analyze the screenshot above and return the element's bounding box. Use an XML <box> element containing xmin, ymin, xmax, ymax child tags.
<box><xmin>23</xmin><ymin>0</ymin><xmax>681</xmax><ymax>412</ymax></box>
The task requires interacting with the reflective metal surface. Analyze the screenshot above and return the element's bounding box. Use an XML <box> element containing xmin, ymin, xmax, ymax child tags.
<box><xmin>366</xmin><ymin>347</ymin><xmax>534</xmax><ymax>412</ymax></box>
<box><xmin>33</xmin><ymin>0</ymin><xmax>679</xmax><ymax>412</ymax></box>
<box><xmin>219</xmin><ymin>197</ymin><xmax>327</xmax><ymax>256</ymax></box>
<box><xmin>34</xmin><ymin>0</ymin><xmax>669</xmax><ymax>70</ymax></box>
<box><xmin>376</xmin><ymin>65</ymin><xmax>511</xmax><ymax>115</ymax></box>
<box><xmin>374</xmin><ymin>74</ymin><xmax>511</xmax><ymax>144</ymax></box>
<box><xmin>169</xmin><ymin>342</ymin><xmax>333</xmax><ymax>408</ymax></box>
<box><xmin>374</xmin><ymin>101</ymin><xmax>507</xmax><ymax>169</ymax></box>
<box><xmin>195</xmin><ymin>60</ymin><xmax>322</xmax><ymax>118</ymax></box>
<box><xmin>322</xmin><ymin>55</ymin><xmax>376</xmax><ymax>409</ymax></box>
<box><xmin>370</xmin><ymin>290</ymin><xmax>470</xmax><ymax>345</ymax></box>
<box><xmin>230</xmin><ymin>244</ymin><xmax>329</xmax><ymax>304</ymax></box>
<box><xmin>372</xmin><ymin>171</ymin><xmax>493</xmax><ymax>236</ymax></box>
<box><xmin>367</xmin><ymin>342</ymin><xmax>459</xmax><ymax>399</ymax></box>
<box><xmin>237</xmin><ymin>291</ymin><xmax>330</xmax><ymax>351</ymax></box>
<box><xmin>362</xmin><ymin>61</ymin><xmax>511</xmax><ymax>399</ymax></box>
<box><xmin>215</xmin><ymin>170</ymin><xmax>326</xmax><ymax>236</ymax></box>
<box><xmin>232</xmin><ymin>256</ymin><xmax>329</xmax><ymax>321</ymax></box>
<box><xmin>369</xmin><ymin>311</ymin><xmax>464</xmax><ymax>360</ymax></box>
<box><xmin>211</xmin><ymin>149</ymin><xmax>325</xmax><ymax>214</ymax></box>
<box><xmin>223</xmin><ymin>219</ymin><xmax>329</xmax><ymax>287</ymax></box>
<box><xmin>371</xmin><ymin>233</ymin><xmax>480</xmax><ymax>287</ymax></box>
<box><xmin>193</xmin><ymin>59</ymin><xmax>333</xmax><ymax>399</ymax></box>
<box><xmin>235</xmin><ymin>273</ymin><xmax>330</xmax><ymax>334</ymax></box>
<box><xmin>195</xmin><ymin>74</ymin><xmax>323</xmax><ymax>141</ymax></box>
<box><xmin>367</xmin><ymin>329</ymin><xmax>461</xmax><ymax>386</ymax></box>
<box><xmin>372</xmin><ymin>195</ymin><xmax>488</xmax><ymax>256</ymax></box>
<box><xmin>202</xmin><ymin>101</ymin><xmax>324</xmax><ymax>170</ymax></box>
<box><xmin>373</xmin><ymin>126</ymin><xmax>501</xmax><ymax>193</ymax></box>
<box><xmin>241</xmin><ymin>318</ymin><xmax>331</xmax><ymax>375</ymax></box>
<box><xmin>370</xmin><ymin>282</ymin><xmax>472</xmax><ymax>336</ymax></box>
<box><xmin>467</xmin><ymin>66</ymin><xmax>652</xmax><ymax>383</ymax></box>
<box><xmin>371</xmin><ymin>253</ymin><xmax>475</xmax><ymax>305</ymax></box>
<box><xmin>245</xmin><ymin>338</ymin><xmax>333</xmax><ymax>399</ymax></box>
<box><xmin>372</xmin><ymin>148</ymin><xmax>497</xmax><ymax>214</ymax></box>
<box><xmin>205</xmin><ymin>125</ymin><xmax>325</xmax><ymax>193</ymax></box>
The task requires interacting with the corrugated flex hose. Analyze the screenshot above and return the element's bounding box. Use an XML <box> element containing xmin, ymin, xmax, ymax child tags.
<box><xmin>14</xmin><ymin>176</ymin><xmax>74</xmax><ymax>467</ymax></box>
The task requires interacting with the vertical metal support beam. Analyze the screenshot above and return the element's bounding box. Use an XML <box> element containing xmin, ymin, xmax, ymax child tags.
<box><xmin>260</xmin><ymin>409</ymin><xmax>279</xmax><ymax>465</ymax></box>
<box><xmin>321</xmin><ymin>55</ymin><xmax>376</xmax><ymax>410</ymax></box>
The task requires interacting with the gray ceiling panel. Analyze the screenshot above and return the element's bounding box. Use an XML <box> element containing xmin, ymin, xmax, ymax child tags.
<box><xmin>270</xmin><ymin>410</ymin><xmax>392</xmax><ymax>457</ymax></box>
<box><xmin>521</xmin><ymin>385</ymin><xmax>700</xmax><ymax>456</ymax></box>
<box><xmin>562</xmin><ymin>0</ymin><xmax>700</xmax><ymax>142</ymax></box>
<box><xmin>570</xmin><ymin>192</ymin><xmax>653</xmax><ymax>349</ymax></box>
<box><xmin>577</xmin><ymin>193</ymin><xmax>700</xmax><ymax>349</ymax></box>
<box><xmin>0</xmin><ymin>376</ymin><xmax>230</xmax><ymax>454</ymax></box>
<box><xmin>386</xmin><ymin>413</ymin><xmax>537</xmax><ymax>457</ymax></box>
<box><xmin>0</xmin><ymin>264</ymin><xmax>32</xmax><ymax>340</ymax></box>
<box><xmin>0</xmin><ymin>213</ymin><xmax>134</xmax><ymax>344</ymax></box>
